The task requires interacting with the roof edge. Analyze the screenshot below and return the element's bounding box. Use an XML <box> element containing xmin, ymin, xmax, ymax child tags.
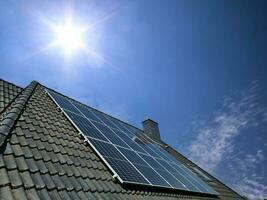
<box><xmin>0</xmin><ymin>78</ymin><xmax>24</xmax><ymax>90</ymax></box>
<box><xmin>0</xmin><ymin>81</ymin><xmax>38</xmax><ymax>149</ymax></box>
<box><xmin>163</xmin><ymin>142</ymin><xmax>245</xmax><ymax>199</ymax></box>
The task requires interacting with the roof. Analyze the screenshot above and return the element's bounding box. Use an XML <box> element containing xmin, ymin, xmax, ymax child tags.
<box><xmin>0</xmin><ymin>79</ymin><xmax>245</xmax><ymax>200</ymax></box>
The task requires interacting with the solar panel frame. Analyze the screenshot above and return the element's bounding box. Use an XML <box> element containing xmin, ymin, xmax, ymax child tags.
<box><xmin>46</xmin><ymin>89</ymin><xmax>219</xmax><ymax>195</ymax></box>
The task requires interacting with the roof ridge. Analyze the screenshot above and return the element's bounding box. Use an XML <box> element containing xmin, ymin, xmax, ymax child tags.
<box><xmin>0</xmin><ymin>81</ymin><xmax>38</xmax><ymax>150</ymax></box>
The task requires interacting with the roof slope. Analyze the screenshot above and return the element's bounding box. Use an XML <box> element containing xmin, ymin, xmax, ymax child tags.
<box><xmin>0</xmin><ymin>79</ymin><xmax>244</xmax><ymax>200</ymax></box>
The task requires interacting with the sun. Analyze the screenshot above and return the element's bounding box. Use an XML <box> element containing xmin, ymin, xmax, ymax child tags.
<box><xmin>34</xmin><ymin>5</ymin><xmax>107</xmax><ymax>65</ymax></box>
<box><xmin>51</xmin><ymin>19</ymin><xmax>87</xmax><ymax>58</ymax></box>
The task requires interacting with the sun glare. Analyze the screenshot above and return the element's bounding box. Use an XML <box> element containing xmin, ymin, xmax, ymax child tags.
<box><xmin>34</xmin><ymin>4</ymin><xmax>109</xmax><ymax>65</ymax></box>
<box><xmin>52</xmin><ymin>21</ymin><xmax>86</xmax><ymax>57</ymax></box>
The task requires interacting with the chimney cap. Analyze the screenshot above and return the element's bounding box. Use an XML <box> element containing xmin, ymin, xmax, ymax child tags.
<box><xmin>142</xmin><ymin>118</ymin><xmax>158</xmax><ymax>125</ymax></box>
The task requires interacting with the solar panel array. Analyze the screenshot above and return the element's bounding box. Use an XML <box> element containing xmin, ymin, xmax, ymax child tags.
<box><xmin>47</xmin><ymin>90</ymin><xmax>219</xmax><ymax>195</ymax></box>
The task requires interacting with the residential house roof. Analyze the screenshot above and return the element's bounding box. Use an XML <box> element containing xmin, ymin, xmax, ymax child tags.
<box><xmin>0</xmin><ymin>79</ymin><xmax>245</xmax><ymax>200</ymax></box>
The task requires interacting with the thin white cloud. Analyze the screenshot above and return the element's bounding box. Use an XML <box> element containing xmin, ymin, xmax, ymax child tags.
<box><xmin>230</xmin><ymin>151</ymin><xmax>267</xmax><ymax>199</ymax></box>
<box><xmin>186</xmin><ymin>81</ymin><xmax>267</xmax><ymax>199</ymax></box>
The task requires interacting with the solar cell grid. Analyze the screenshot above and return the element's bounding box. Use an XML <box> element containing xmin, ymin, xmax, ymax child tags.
<box><xmin>117</xmin><ymin>147</ymin><xmax>148</xmax><ymax>166</ymax></box>
<box><xmin>112</xmin><ymin>129</ymin><xmax>147</xmax><ymax>153</ymax></box>
<box><xmin>91</xmin><ymin>121</ymin><xmax>130</xmax><ymax>148</ymax></box>
<box><xmin>64</xmin><ymin>110</ymin><xmax>89</xmax><ymax>125</ymax></box>
<box><xmin>91</xmin><ymin>110</ymin><xmax>118</xmax><ymax>129</ymax></box>
<box><xmin>49</xmin><ymin>91</ymin><xmax>80</xmax><ymax>114</ymax></box>
<box><xmin>77</xmin><ymin>122</ymin><xmax>108</xmax><ymax>141</ymax></box>
<box><xmin>138</xmin><ymin>154</ymin><xmax>166</xmax><ymax>171</ymax></box>
<box><xmin>133</xmin><ymin>164</ymin><xmax>171</xmax><ymax>187</ymax></box>
<box><xmin>172</xmin><ymin>172</ymin><xmax>200</xmax><ymax>192</ymax></box>
<box><xmin>156</xmin><ymin>170</ymin><xmax>187</xmax><ymax>190</ymax></box>
<box><xmin>47</xmin><ymin>89</ymin><xmax>219</xmax><ymax>196</ymax></box>
<box><xmin>117</xmin><ymin>121</ymin><xmax>135</xmax><ymax>136</ymax></box>
<box><xmin>71</xmin><ymin>102</ymin><xmax>102</xmax><ymax>123</ymax></box>
<box><xmin>105</xmin><ymin>158</ymin><xmax>149</xmax><ymax>184</ymax></box>
<box><xmin>108</xmin><ymin>117</ymin><xmax>131</xmax><ymax>134</ymax></box>
<box><xmin>137</xmin><ymin>143</ymin><xmax>161</xmax><ymax>158</ymax></box>
<box><xmin>174</xmin><ymin>163</ymin><xmax>214</xmax><ymax>193</ymax></box>
<box><xmin>89</xmin><ymin>139</ymin><xmax>126</xmax><ymax>160</ymax></box>
<box><xmin>178</xmin><ymin>164</ymin><xmax>217</xmax><ymax>194</ymax></box>
<box><xmin>153</xmin><ymin>145</ymin><xmax>178</xmax><ymax>163</ymax></box>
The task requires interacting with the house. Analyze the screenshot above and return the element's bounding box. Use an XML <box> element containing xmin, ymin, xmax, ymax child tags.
<box><xmin>0</xmin><ymin>79</ymin><xmax>245</xmax><ymax>200</ymax></box>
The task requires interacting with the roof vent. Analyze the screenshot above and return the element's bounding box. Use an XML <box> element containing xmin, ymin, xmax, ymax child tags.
<box><xmin>142</xmin><ymin>118</ymin><xmax>161</xmax><ymax>142</ymax></box>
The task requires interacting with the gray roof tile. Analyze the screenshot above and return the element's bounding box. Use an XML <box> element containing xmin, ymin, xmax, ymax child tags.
<box><xmin>8</xmin><ymin>169</ymin><xmax>23</xmax><ymax>188</ymax></box>
<box><xmin>31</xmin><ymin>172</ymin><xmax>46</xmax><ymax>189</ymax></box>
<box><xmin>77</xmin><ymin>190</ymin><xmax>89</xmax><ymax>200</ymax></box>
<box><xmin>0</xmin><ymin>167</ymin><xmax>10</xmax><ymax>186</ymax></box>
<box><xmin>25</xmin><ymin>158</ymin><xmax>39</xmax><ymax>173</ymax></box>
<box><xmin>61</xmin><ymin>175</ymin><xmax>74</xmax><ymax>191</ymax></box>
<box><xmin>4</xmin><ymin>154</ymin><xmax>17</xmax><ymax>170</ymax></box>
<box><xmin>10</xmin><ymin>134</ymin><xmax>19</xmax><ymax>144</ymax></box>
<box><xmin>25</xmin><ymin>188</ymin><xmax>41</xmax><ymax>200</ymax></box>
<box><xmin>35</xmin><ymin>160</ymin><xmax>49</xmax><ymax>174</ymax></box>
<box><xmin>85</xmin><ymin>178</ymin><xmax>97</xmax><ymax>192</ymax></box>
<box><xmin>0</xmin><ymin>186</ymin><xmax>15</xmax><ymax>200</ymax></box>
<box><xmin>4</xmin><ymin>143</ymin><xmax>13</xmax><ymax>155</ymax></box>
<box><xmin>39</xmin><ymin>149</ymin><xmax>51</xmax><ymax>162</ymax></box>
<box><xmin>51</xmin><ymin>174</ymin><xmax>65</xmax><ymax>191</ymax></box>
<box><xmin>61</xmin><ymin>163</ymin><xmax>74</xmax><ymax>177</ymax></box>
<box><xmin>0</xmin><ymin>125</ymin><xmax>10</xmax><ymax>137</ymax></box>
<box><xmin>21</xmin><ymin>146</ymin><xmax>33</xmax><ymax>158</ymax></box>
<box><xmin>37</xmin><ymin>188</ymin><xmax>52</xmax><ymax>200</ymax></box>
<box><xmin>48</xmin><ymin>190</ymin><xmax>62</xmax><ymax>200</ymax></box>
<box><xmin>0</xmin><ymin>155</ymin><xmax>4</xmax><ymax>168</ymax></box>
<box><xmin>0</xmin><ymin>134</ymin><xmax>6</xmax><ymax>147</ymax></box>
<box><xmin>69</xmin><ymin>175</ymin><xmax>83</xmax><ymax>191</ymax></box>
<box><xmin>53</xmin><ymin>162</ymin><xmax>65</xmax><ymax>176</ymax></box>
<box><xmin>16</xmin><ymin>135</ymin><xmax>28</xmax><ymax>146</ymax></box>
<box><xmin>46</xmin><ymin>162</ymin><xmax>58</xmax><ymax>175</ymax></box>
<box><xmin>11</xmin><ymin>144</ymin><xmax>23</xmax><ymax>157</ymax></box>
<box><xmin>20</xmin><ymin>171</ymin><xmax>35</xmax><ymax>189</ymax></box>
<box><xmin>30</xmin><ymin>148</ymin><xmax>42</xmax><ymax>160</ymax></box>
<box><xmin>69</xmin><ymin>190</ymin><xmax>81</xmax><ymax>200</ymax></box>
<box><xmin>41</xmin><ymin>173</ymin><xmax>56</xmax><ymax>190</ymax></box>
<box><xmin>58</xmin><ymin>190</ymin><xmax>72</xmax><ymax>200</ymax></box>
<box><xmin>78</xmin><ymin>177</ymin><xmax>91</xmax><ymax>192</ymax></box>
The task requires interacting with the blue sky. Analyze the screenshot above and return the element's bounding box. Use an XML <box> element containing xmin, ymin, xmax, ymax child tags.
<box><xmin>0</xmin><ymin>0</ymin><xmax>266</xmax><ymax>199</ymax></box>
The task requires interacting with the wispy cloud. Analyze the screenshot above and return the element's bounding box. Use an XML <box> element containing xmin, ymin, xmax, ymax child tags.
<box><xmin>229</xmin><ymin>150</ymin><xmax>267</xmax><ymax>199</ymax></box>
<box><xmin>186</xmin><ymin>81</ymin><xmax>267</xmax><ymax>199</ymax></box>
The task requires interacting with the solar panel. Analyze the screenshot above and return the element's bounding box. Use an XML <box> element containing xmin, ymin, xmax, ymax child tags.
<box><xmin>48</xmin><ymin>91</ymin><xmax>80</xmax><ymax>114</ymax></box>
<box><xmin>47</xmin><ymin>89</ymin><xmax>219</xmax><ymax>196</ymax></box>
<box><xmin>117</xmin><ymin>147</ymin><xmax>171</xmax><ymax>188</ymax></box>
<box><xmin>90</xmin><ymin>110</ymin><xmax>119</xmax><ymax>130</ymax></box>
<box><xmin>92</xmin><ymin>121</ymin><xmax>130</xmax><ymax>148</ymax></box>
<box><xmin>71</xmin><ymin>101</ymin><xmax>102</xmax><ymax>123</ymax></box>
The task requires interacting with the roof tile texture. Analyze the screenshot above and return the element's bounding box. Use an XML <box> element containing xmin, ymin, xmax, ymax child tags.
<box><xmin>0</xmin><ymin>79</ymin><xmax>22</xmax><ymax>113</ymax></box>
